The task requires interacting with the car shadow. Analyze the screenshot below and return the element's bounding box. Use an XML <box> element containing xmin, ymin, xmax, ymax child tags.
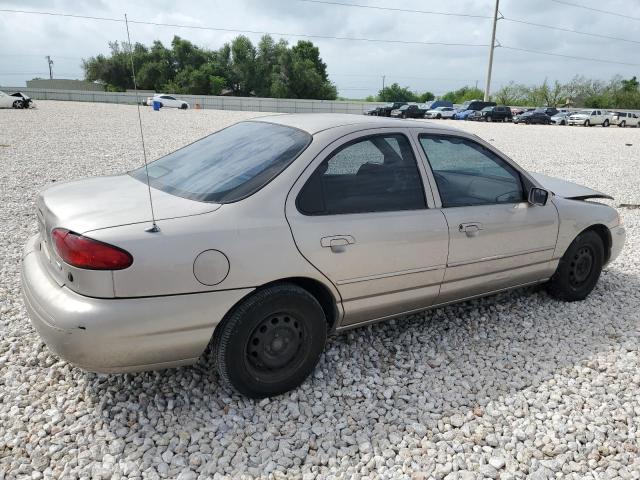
<box><xmin>81</xmin><ymin>266</ymin><xmax>639</xmax><ymax>473</ymax></box>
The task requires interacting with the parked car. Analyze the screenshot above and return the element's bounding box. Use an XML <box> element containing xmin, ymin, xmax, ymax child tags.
<box><xmin>567</xmin><ymin>109</ymin><xmax>612</xmax><ymax>127</ymax></box>
<box><xmin>364</xmin><ymin>106</ymin><xmax>379</xmax><ymax>116</ymax></box>
<box><xmin>426</xmin><ymin>100</ymin><xmax>454</xmax><ymax>110</ymax></box>
<box><xmin>391</xmin><ymin>104</ymin><xmax>427</xmax><ymax>119</ymax></box>
<box><xmin>464</xmin><ymin>100</ymin><xmax>497</xmax><ymax>112</ymax></box>
<box><xmin>425</xmin><ymin>106</ymin><xmax>456</xmax><ymax>119</ymax></box>
<box><xmin>539</xmin><ymin>107</ymin><xmax>559</xmax><ymax>117</ymax></box>
<box><xmin>550</xmin><ymin>111</ymin><xmax>572</xmax><ymax>125</ymax></box>
<box><xmin>375</xmin><ymin>102</ymin><xmax>408</xmax><ymax>117</ymax></box>
<box><xmin>0</xmin><ymin>90</ymin><xmax>27</xmax><ymax>108</ymax></box>
<box><xmin>611</xmin><ymin>111</ymin><xmax>640</xmax><ymax>128</ymax></box>
<box><xmin>474</xmin><ymin>105</ymin><xmax>513</xmax><ymax>122</ymax></box>
<box><xmin>22</xmin><ymin>114</ymin><xmax>625</xmax><ymax>398</ymax></box>
<box><xmin>453</xmin><ymin>109</ymin><xmax>475</xmax><ymax>120</ymax></box>
<box><xmin>147</xmin><ymin>94</ymin><xmax>189</xmax><ymax>109</ymax></box>
<box><xmin>10</xmin><ymin>92</ymin><xmax>33</xmax><ymax>108</ymax></box>
<box><xmin>513</xmin><ymin>110</ymin><xmax>552</xmax><ymax>125</ymax></box>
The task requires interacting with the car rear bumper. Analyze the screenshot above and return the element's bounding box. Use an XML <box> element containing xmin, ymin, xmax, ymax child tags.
<box><xmin>608</xmin><ymin>225</ymin><xmax>626</xmax><ymax>265</ymax></box>
<box><xmin>21</xmin><ymin>234</ymin><xmax>253</xmax><ymax>373</ymax></box>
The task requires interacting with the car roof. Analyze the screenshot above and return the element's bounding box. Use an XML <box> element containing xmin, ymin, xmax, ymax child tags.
<box><xmin>252</xmin><ymin>113</ymin><xmax>464</xmax><ymax>135</ymax></box>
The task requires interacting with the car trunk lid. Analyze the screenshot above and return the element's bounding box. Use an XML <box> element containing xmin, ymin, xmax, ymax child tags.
<box><xmin>37</xmin><ymin>174</ymin><xmax>220</xmax><ymax>235</ymax></box>
<box><xmin>35</xmin><ymin>175</ymin><xmax>220</xmax><ymax>290</ymax></box>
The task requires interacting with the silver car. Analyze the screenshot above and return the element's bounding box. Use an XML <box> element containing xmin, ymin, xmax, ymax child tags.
<box><xmin>22</xmin><ymin>114</ymin><xmax>625</xmax><ymax>398</ymax></box>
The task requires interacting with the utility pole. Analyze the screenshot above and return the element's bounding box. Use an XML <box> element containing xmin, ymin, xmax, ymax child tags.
<box><xmin>382</xmin><ymin>75</ymin><xmax>386</xmax><ymax>91</ymax></box>
<box><xmin>484</xmin><ymin>0</ymin><xmax>499</xmax><ymax>101</ymax></box>
<box><xmin>45</xmin><ymin>55</ymin><xmax>53</xmax><ymax>79</ymax></box>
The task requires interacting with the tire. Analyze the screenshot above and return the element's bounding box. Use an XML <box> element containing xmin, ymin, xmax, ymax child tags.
<box><xmin>12</xmin><ymin>100</ymin><xmax>23</xmax><ymax>109</ymax></box>
<box><xmin>436</xmin><ymin>114</ymin><xmax>442</xmax><ymax>119</ymax></box>
<box><xmin>180</xmin><ymin>103</ymin><xmax>188</xmax><ymax>110</ymax></box>
<box><xmin>486</xmin><ymin>116</ymin><xmax>491</xmax><ymax>122</ymax></box>
<box><xmin>401</xmin><ymin>114</ymin><xmax>406</xmax><ymax>119</ymax></box>
<box><xmin>212</xmin><ymin>283</ymin><xmax>327</xmax><ymax>398</ymax></box>
<box><xmin>584</xmin><ymin>120</ymin><xmax>590</xmax><ymax>127</ymax></box>
<box><xmin>546</xmin><ymin>230</ymin><xmax>604</xmax><ymax>302</ymax></box>
<box><xmin>619</xmin><ymin>121</ymin><xmax>626</xmax><ymax>128</ymax></box>
<box><xmin>603</xmin><ymin>119</ymin><xmax>610</xmax><ymax>127</ymax></box>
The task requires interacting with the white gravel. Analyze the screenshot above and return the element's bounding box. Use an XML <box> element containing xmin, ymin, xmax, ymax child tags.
<box><xmin>1</xmin><ymin>101</ymin><xmax>639</xmax><ymax>479</ymax></box>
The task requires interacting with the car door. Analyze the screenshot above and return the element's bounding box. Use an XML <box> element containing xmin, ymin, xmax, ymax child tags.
<box><xmin>414</xmin><ymin>132</ymin><xmax>559</xmax><ymax>303</ymax></box>
<box><xmin>161</xmin><ymin>95</ymin><xmax>177</xmax><ymax>107</ymax></box>
<box><xmin>286</xmin><ymin>129</ymin><xmax>449</xmax><ymax>327</ymax></box>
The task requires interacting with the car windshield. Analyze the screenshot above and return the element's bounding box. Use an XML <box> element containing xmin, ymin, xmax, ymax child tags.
<box><xmin>399</xmin><ymin>105</ymin><xmax>409</xmax><ymax>110</ymax></box>
<box><xmin>481</xmin><ymin>107</ymin><xmax>492</xmax><ymax>112</ymax></box>
<box><xmin>130</xmin><ymin>121</ymin><xmax>311</xmax><ymax>203</ymax></box>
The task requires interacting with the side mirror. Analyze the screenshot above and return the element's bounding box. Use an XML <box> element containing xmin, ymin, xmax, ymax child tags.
<box><xmin>529</xmin><ymin>187</ymin><xmax>549</xmax><ymax>206</ymax></box>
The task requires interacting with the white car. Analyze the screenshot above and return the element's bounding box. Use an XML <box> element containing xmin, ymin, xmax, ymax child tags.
<box><xmin>147</xmin><ymin>94</ymin><xmax>189</xmax><ymax>110</ymax></box>
<box><xmin>611</xmin><ymin>111</ymin><xmax>640</xmax><ymax>128</ymax></box>
<box><xmin>424</xmin><ymin>106</ymin><xmax>456</xmax><ymax>119</ymax></box>
<box><xmin>0</xmin><ymin>90</ymin><xmax>26</xmax><ymax>109</ymax></box>
<box><xmin>567</xmin><ymin>109</ymin><xmax>612</xmax><ymax>127</ymax></box>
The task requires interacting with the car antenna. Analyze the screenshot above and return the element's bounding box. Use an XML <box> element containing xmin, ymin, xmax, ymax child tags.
<box><xmin>124</xmin><ymin>13</ymin><xmax>160</xmax><ymax>233</ymax></box>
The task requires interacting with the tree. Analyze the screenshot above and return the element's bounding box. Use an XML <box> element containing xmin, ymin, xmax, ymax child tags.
<box><xmin>441</xmin><ymin>86</ymin><xmax>484</xmax><ymax>104</ymax></box>
<box><xmin>82</xmin><ymin>35</ymin><xmax>337</xmax><ymax>99</ymax></box>
<box><xmin>378</xmin><ymin>83</ymin><xmax>417</xmax><ymax>102</ymax></box>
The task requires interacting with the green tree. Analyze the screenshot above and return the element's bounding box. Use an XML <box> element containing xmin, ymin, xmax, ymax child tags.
<box><xmin>442</xmin><ymin>86</ymin><xmax>484</xmax><ymax>104</ymax></box>
<box><xmin>378</xmin><ymin>83</ymin><xmax>418</xmax><ymax>102</ymax></box>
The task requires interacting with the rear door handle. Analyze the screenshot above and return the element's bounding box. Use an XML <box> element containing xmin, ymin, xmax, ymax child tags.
<box><xmin>321</xmin><ymin>235</ymin><xmax>355</xmax><ymax>253</ymax></box>
<box><xmin>459</xmin><ymin>223</ymin><xmax>483</xmax><ymax>237</ymax></box>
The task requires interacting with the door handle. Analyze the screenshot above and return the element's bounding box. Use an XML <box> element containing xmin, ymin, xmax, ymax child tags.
<box><xmin>321</xmin><ymin>235</ymin><xmax>355</xmax><ymax>253</ymax></box>
<box><xmin>459</xmin><ymin>223</ymin><xmax>483</xmax><ymax>237</ymax></box>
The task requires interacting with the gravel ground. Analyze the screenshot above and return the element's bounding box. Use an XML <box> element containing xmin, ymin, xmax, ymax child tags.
<box><xmin>1</xmin><ymin>101</ymin><xmax>639</xmax><ymax>479</ymax></box>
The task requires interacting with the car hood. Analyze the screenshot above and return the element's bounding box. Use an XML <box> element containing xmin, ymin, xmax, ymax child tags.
<box><xmin>531</xmin><ymin>173</ymin><xmax>613</xmax><ymax>200</ymax></box>
<box><xmin>569</xmin><ymin>113</ymin><xmax>589</xmax><ymax>118</ymax></box>
<box><xmin>37</xmin><ymin>174</ymin><xmax>221</xmax><ymax>234</ymax></box>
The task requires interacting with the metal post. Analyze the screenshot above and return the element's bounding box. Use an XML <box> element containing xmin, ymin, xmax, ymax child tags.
<box><xmin>45</xmin><ymin>55</ymin><xmax>53</xmax><ymax>79</ymax></box>
<box><xmin>382</xmin><ymin>75</ymin><xmax>386</xmax><ymax>91</ymax></box>
<box><xmin>484</xmin><ymin>0</ymin><xmax>499</xmax><ymax>101</ymax></box>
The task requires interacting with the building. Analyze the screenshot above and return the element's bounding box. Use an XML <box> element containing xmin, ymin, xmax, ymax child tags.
<box><xmin>26</xmin><ymin>79</ymin><xmax>105</xmax><ymax>91</ymax></box>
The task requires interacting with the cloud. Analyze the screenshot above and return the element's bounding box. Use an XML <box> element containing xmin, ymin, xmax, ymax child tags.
<box><xmin>1</xmin><ymin>0</ymin><xmax>638</xmax><ymax>96</ymax></box>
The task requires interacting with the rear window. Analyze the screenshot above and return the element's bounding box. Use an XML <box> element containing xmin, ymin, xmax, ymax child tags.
<box><xmin>130</xmin><ymin>121</ymin><xmax>311</xmax><ymax>203</ymax></box>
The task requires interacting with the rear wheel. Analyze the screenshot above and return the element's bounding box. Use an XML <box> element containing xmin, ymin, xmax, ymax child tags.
<box><xmin>212</xmin><ymin>284</ymin><xmax>327</xmax><ymax>398</ymax></box>
<box><xmin>180</xmin><ymin>103</ymin><xmax>188</xmax><ymax>110</ymax></box>
<box><xmin>619</xmin><ymin>121</ymin><xmax>626</xmax><ymax>128</ymax></box>
<box><xmin>436</xmin><ymin>114</ymin><xmax>442</xmax><ymax>119</ymax></box>
<box><xmin>603</xmin><ymin>119</ymin><xmax>610</xmax><ymax>127</ymax></box>
<box><xmin>546</xmin><ymin>230</ymin><xmax>604</xmax><ymax>302</ymax></box>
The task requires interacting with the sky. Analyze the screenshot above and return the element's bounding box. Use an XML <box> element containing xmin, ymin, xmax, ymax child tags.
<box><xmin>1</xmin><ymin>0</ymin><xmax>639</xmax><ymax>98</ymax></box>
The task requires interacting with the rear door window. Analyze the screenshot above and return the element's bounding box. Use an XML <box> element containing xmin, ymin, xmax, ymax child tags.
<box><xmin>297</xmin><ymin>134</ymin><xmax>426</xmax><ymax>215</ymax></box>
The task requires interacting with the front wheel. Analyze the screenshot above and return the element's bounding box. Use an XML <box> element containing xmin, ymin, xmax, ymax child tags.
<box><xmin>603</xmin><ymin>119</ymin><xmax>610</xmax><ymax>127</ymax></box>
<box><xmin>180</xmin><ymin>103</ymin><xmax>188</xmax><ymax>110</ymax></box>
<box><xmin>546</xmin><ymin>230</ymin><xmax>604</xmax><ymax>302</ymax></box>
<box><xmin>584</xmin><ymin>120</ymin><xmax>590</xmax><ymax>127</ymax></box>
<box><xmin>12</xmin><ymin>100</ymin><xmax>23</xmax><ymax>109</ymax></box>
<box><xmin>619</xmin><ymin>121</ymin><xmax>626</xmax><ymax>128</ymax></box>
<box><xmin>212</xmin><ymin>284</ymin><xmax>327</xmax><ymax>398</ymax></box>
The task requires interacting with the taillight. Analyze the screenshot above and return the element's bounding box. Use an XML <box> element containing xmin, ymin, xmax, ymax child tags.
<box><xmin>51</xmin><ymin>228</ymin><xmax>133</xmax><ymax>270</ymax></box>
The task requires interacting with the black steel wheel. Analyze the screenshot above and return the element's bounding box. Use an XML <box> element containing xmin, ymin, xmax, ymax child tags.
<box><xmin>547</xmin><ymin>230</ymin><xmax>604</xmax><ymax>301</ymax></box>
<box><xmin>212</xmin><ymin>283</ymin><xmax>327</xmax><ymax>398</ymax></box>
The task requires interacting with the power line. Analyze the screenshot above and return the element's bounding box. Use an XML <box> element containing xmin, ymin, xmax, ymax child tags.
<box><xmin>500</xmin><ymin>45</ymin><xmax>640</xmax><ymax>67</ymax></box>
<box><xmin>550</xmin><ymin>0</ymin><xmax>640</xmax><ymax>22</ymax></box>
<box><xmin>502</xmin><ymin>17</ymin><xmax>640</xmax><ymax>45</ymax></box>
<box><xmin>0</xmin><ymin>8</ymin><xmax>487</xmax><ymax>48</ymax></box>
<box><xmin>297</xmin><ymin>0</ymin><xmax>491</xmax><ymax>19</ymax></box>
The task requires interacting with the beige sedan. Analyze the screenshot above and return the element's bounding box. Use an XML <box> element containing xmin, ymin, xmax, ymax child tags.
<box><xmin>22</xmin><ymin>114</ymin><xmax>625</xmax><ymax>397</ymax></box>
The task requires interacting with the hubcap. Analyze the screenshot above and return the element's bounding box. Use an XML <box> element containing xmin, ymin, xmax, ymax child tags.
<box><xmin>246</xmin><ymin>314</ymin><xmax>304</xmax><ymax>371</ymax></box>
<box><xmin>569</xmin><ymin>246</ymin><xmax>594</xmax><ymax>286</ymax></box>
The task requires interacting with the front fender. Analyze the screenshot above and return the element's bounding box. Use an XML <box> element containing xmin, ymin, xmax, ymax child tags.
<box><xmin>552</xmin><ymin>197</ymin><xmax>620</xmax><ymax>260</ymax></box>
